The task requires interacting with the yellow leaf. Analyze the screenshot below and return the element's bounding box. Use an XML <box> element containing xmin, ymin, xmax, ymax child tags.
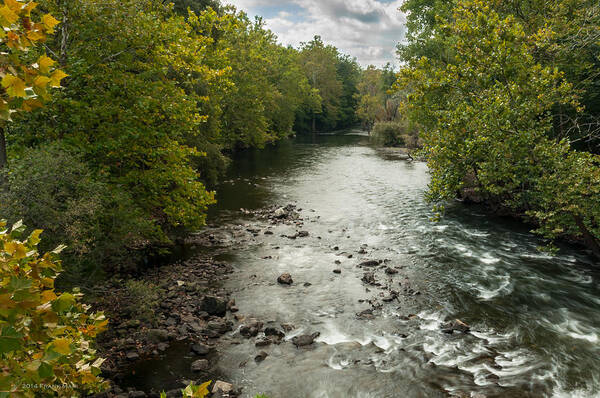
<box><xmin>41</xmin><ymin>13</ymin><xmax>59</xmax><ymax>32</ymax></box>
<box><xmin>197</xmin><ymin>381</ymin><xmax>211</xmax><ymax>397</ymax></box>
<box><xmin>23</xmin><ymin>1</ymin><xmax>37</xmax><ymax>15</ymax></box>
<box><xmin>27</xmin><ymin>29</ymin><xmax>45</xmax><ymax>42</ymax></box>
<box><xmin>38</xmin><ymin>55</ymin><xmax>55</xmax><ymax>74</ymax></box>
<box><xmin>41</xmin><ymin>290</ymin><xmax>57</xmax><ymax>303</ymax></box>
<box><xmin>4</xmin><ymin>240</ymin><xmax>17</xmax><ymax>255</ymax></box>
<box><xmin>33</xmin><ymin>75</ymin><xmax>50</xmax><ymax>89</ymax></box>
<box><xmin>4</xmin><ymin>0</ymin><xmax>22</xmax><ymax>12</ymax></box>
<box><xmin>49</xmin><ymin>69</ymin><xmax>67</xmax><ymax>87</ymax></box>
<box><xmin>52</xmin><ymin>338</ymin><xmax>71</xmax><ymax>355</ymax></box>
<box><xmin>0</xmin><ymin>5</ymin><xmax>18</xmax><ymax>24</ymax></box>
<box><xmin>2</xmin><ymin>74</ymin><xmax>27</xmax><ymax>98</ymax></box>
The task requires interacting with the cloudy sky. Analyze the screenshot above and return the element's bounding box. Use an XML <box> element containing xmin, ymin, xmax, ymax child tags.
<box><xmin>225</xmin><ymin>0</ymin><xmax>407</xmax><ymax>67</ymax></box>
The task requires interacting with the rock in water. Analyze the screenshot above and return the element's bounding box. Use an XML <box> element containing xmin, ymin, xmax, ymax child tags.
<box><xmin>146</xmin><ymin>329</ymin><xmax>169</xmax><ymax>343</ymax></box>
<box><xmin>274</xmin><ymin>207</ymin><xmax>287</xmax><ymax>218</ymax></box>
<box><xmin>292</xmin><ymin>332</ymin><xmax>320</xmax><ymax>347</ymax></box>
<box><xmin>191</xmin><ymin>343</ymin><xmax>210</xmax><ymax>356</ymax></box>
<box><xmin>333</xmin><ymin>269</ymin><xmax>342</xmax><ymax>274</ymax></box>
<box><xmin>441</xmin><ymin>319</ymin><xmax>471</xmax><ymax>334</ymax></box>
<box><xmin>277</xmin><ymin>273</ymin><xmax>293</xmax><ymax>285</ymax></box>
<box><xmin>191</xmin><ymin>359</ymin><xmax>210</xmax><ymax>372</ymax></box>
<box><xmin>361</xmin><ymin>272</ymin><xmax>376</xmax><ymax>285</ymax></box>
<box><xmin>255</xmin><ymin>351</ymin><xmax>268</xmax><ymax>362</ymax></box>
<box><xmin>360</xmin><ymin>260</ymin><xmax>381</xmax><ymax>267</ymax></box>
<box><xmin>298</xmin><ymin>231</ymin><xmax>309</xmax><ymax>237</ymax></box>
<box><xmin>212</xmin><ymin>381</ymin><xmax>234</xmax><ymax>395</ymax></box>
<box><xmin>264</xmin><ymin>326</ymin><xmax>285</xmax><ymax>338</ymax></box>
<box><xmin>200</xmin><ymin>296</ymin><xmax>227</xmax><ymax>317</ymax></box>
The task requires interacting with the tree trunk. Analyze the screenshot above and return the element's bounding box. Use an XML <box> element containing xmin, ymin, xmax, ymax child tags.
<box><xmin>574</xmin><ymin>215</ymin><xmax>600</xmax><ymax>259</ymax></box>
<box><xmin>0</xmin><ymin>126</ymin><xmax>7</xmax><ymax>169</ymax></box>
<box><xmin>312</xmin><ymin>115</ymin><xmax>316</xmax><ymax>133</ymax></box>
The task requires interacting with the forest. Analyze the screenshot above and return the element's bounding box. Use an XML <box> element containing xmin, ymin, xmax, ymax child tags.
<box><xmin>2</xmin><ymin>0</ymin><xmax>600</xmax><ymax>397</ymax></box>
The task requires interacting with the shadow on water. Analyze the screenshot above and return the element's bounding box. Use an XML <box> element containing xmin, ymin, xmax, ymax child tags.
<box><xmin>118</xmin><ymin>340</ymin><xmax>224</xmax><ymax>394</ymax></box>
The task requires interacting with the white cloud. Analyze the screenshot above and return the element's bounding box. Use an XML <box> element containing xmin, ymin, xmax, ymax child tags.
<box><xmin>226</xmin><ymin>0</ymin><xmax>406</xmax><ymax>67</ymax></box>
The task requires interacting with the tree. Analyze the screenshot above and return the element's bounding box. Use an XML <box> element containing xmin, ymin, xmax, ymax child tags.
<box><xmin>397</xmin><ymin>0</ymin><xmax>600</xmax><ymax>255</ymax></box>
<box><xmin>0</xmin><ymin>0</ymin><xmax>66</xmax><ymax>167</ymax></box>
<box><xmin>0</xmin><ymin>221</ymin><xmax>107</xmax><ymax>397</ymax></box>
<box><xmin>298</xmin><ymin>36</ymin><xmax>343</xmax><ymax>132</ymax></box>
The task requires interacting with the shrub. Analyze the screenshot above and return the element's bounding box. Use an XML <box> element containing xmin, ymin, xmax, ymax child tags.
<box><xmin>123</xmin><ymin>280</ymin><xmax>164</xmax><ymax>325</ymax></box>
<box><xmin>0</xmin><ymin>221</ymin><xmax>108</xmax><ymax>397</ymax></box>
<box><xmin>0</xmin><ymin>143</ymin><xmax>157</xmax><ymax>283</ymax></box>
<box><xmin>371</xmin><ymin>121</ymin><xmax>406</xmax><ymax>147</ymax></box>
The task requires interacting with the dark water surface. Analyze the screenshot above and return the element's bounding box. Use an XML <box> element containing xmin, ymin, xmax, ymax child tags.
<box><xmin>159</xmin><ymin>133</ymin><xmax>600</xmax><ymax>397</ymax></box>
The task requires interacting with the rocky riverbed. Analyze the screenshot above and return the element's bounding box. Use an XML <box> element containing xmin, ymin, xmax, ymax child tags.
<box><xmin>90</xmin><ymin>201</ymin><xmax>460</xmax><ymax>398</ymax></box>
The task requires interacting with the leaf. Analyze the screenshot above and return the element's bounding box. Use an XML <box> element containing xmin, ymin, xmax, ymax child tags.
<box><xmin>8</xmin><ymin>277</ymin><xmax>32</xmax><ymax>292</ymax></box>
<box><xmin>51</xmin><ymin>338</ymin><xmax>71</xmax><ymax>355</ymax></box>
<box><xmin>0</xmin><ymin>327</ymin><xmax>23</xmax><ymax>354</ymax></box>
<box><xmin>34</xmin><ymin>75</ymin><xmax>51</xmax><ymax>89</ymax></box>
<box><xmin>4</xmin><ymin>0</ymin><xmax>22</xmax><ymax>12</ymax></box>
<box><xmin>52</xmin><ymin>293</ymin><xmax>75</xmax><ymax>313</ymax></box>
<box><xmin>38</xmin><ymin>55</ymin><xmax>55</xmax><ymax>74</ymax></box>
<box><xmin>28</xmin><ymin>229</ymin><xmax>43</xmax><ymax>246</ymax></box>
<box><xmin>41</xmin><ymin>290</ymin><xmax>57</xmax><ymax>303</ymax></box>
<box><xmin>0</xmin><ymin>5</ymin><xmax>18</xmax><ymax>25</ymax></box>
<box><xmin>1</xmin><ymin>74</ymin><xmax>26</xmax><ymax>98</ymax></box>
<box><xmin>41</xmin><ymin>14</ymin><xmax>60</xmax><ymax>32</ymax></box>
<box><xmin>49</xmin><ymin>69</ymin><xmax>68</xmax><ymax>87</ymax></box>
<box><xmin>27</xmin><ymin>29</ymin><xmax>45</xmax><ymax>42</ymax></box>
<box><xmin>38</xmin><ymin>361</ymin><xmax>53</xmax><ymax>379</ymax></box>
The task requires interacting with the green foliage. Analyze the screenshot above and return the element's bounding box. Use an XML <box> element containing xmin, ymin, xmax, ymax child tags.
<box><xmin>197</xmin><ymin>7</ymin><xmax>312</xmax><ymax>149</ymax></box>
<box><xmin>355</xmin><ymin>64</ymin><xmax>401</xmax><ymax>132</ymax></box>
<box><xmin>0</xmin><ymin>143</ymin><xmax>156</xmax><ymax>281</ymax></box>
<box><xmin>371</xmin><ymin>121</ymin><xmax>421</xmax><ymax>149</ymax></box>
<box><xmin>397</xmin><ymin>0</ymin><xmax>600</xmax><ymax>255</ymax></box>
<box><xmin>0</xmin><ymin>221</ymin><xmax>108</xmax><ymax>397</ymax></box>
<box><xmin>296</xmin><ymin>36</ymin><xmax>360</xmax><ymax>132</ymax></box>
<box><xmin>15</xmin><ymin>0</ymin><xmax>218</xmax><ymax>233</ymax></box>
<box><xmin>123</xmin><ymin>280</ymin><xmax>164</xmax><ymax>325</ymax></box>
<box><xmin>371</xmin><ymin>122</ymin><xmax>406</xmax><ymax>147</ymax></box>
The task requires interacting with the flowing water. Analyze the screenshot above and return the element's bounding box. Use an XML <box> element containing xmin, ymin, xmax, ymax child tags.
<box><xmin>201</xmin><ymin>133</ymin><xmax>599</xmax><ymax>397</ymax></box>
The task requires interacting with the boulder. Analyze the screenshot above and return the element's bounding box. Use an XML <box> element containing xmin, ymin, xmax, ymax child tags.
<box><xmin>125</xmin><ymin>351</ymin><xmax>139</xmax><ymax>361</ymax></box>
<box><xmin>255</xmin><ymin>338</ymin><xmax>272</xmax><ymax>347</ymax></box>
<box><xmin>292</xmin><ymin>332</ymin><xmax>320</xmax><ymax>347</ymax></box>
<box><xmin>212</xmin><ymin>381</ymin><xmax>234</xmax><ymax>395</ymax></box>
<box><xmin>356</xmin><ymin>309</ymin><xmax>375</xmax><ymax>320</ymax></box>
<box><xmin>264</xmin><ymin>326</ymin><xmax>285</xmax><ymax>339</ymax></box>
<box><xmin>385</xmin><ymin>267</ymin><xmax>399</xmax><ymax>275</ymax></box>
<box><xmin>441</xmin><ymin>319</ymin><xmax>471</xmax><ymax>334</ymax></box>
<box><xmin>146</xmin><ymin>329</ymin><xmax>169</xmax><ymax>344</ymax></box>
<box><xmin>273</xmin><ymin>208</ymin><xmax>287</xmax><ymax>218</ymax></box>
<box><xmin>297</xmin><ymin>231</ymin><xmax>309</xmax><ymax>238</ymax></box>
<box><xmin>361</xmin><ymin>272</ymin><xmax>376</xmax><ymax>285</ymax></box>
<box><xmin>200</xmin><ymin>296</ymin><xmax>227</xmax><ymax>317</ymax></box>
<box><xmin>277</xmin><ymin>273</ymin><xmax>293</xmax><ymax>285</ymax></box>
<box><xmin>191</xmin><ymin>343</ymin><xmax>210</xmax><ymax>356</ymax></box>
<box><xmin>191</xmin><ymin>359</ymin><xmax>210</xmax><ymax>372</ymax></box>
<box><xmin>360</xmin><ymin>260</ymin><xmax>381</xmax><ymax>267</ymax></box>
<box><xmin>255</xmin><ymin>351</ymin><xmax>268</xmax><ymax>362</ymax></box>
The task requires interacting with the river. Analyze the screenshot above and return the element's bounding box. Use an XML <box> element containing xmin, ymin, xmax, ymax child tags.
<box><xmin>184</xmin><ymin>132</ymin><xmax>600</xmax><ymax>397</ymax></box>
